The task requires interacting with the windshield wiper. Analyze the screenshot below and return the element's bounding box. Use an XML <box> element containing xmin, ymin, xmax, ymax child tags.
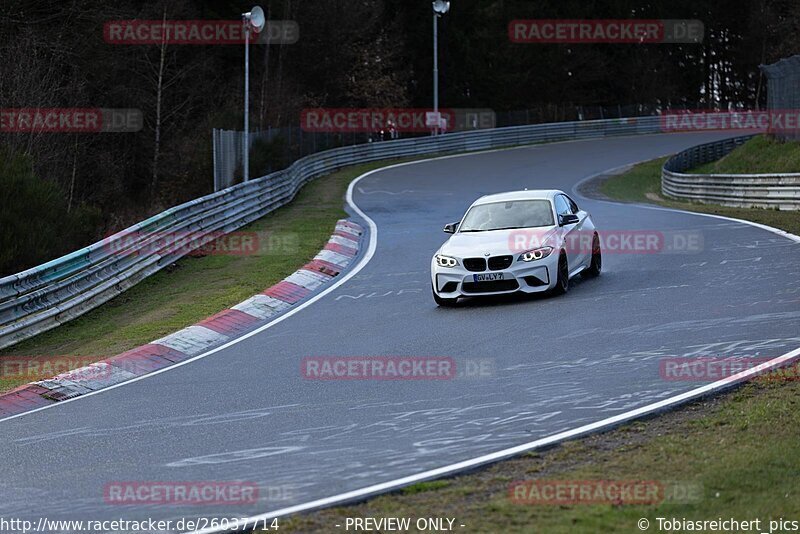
<box><xmin>460</xmin><ymin>226</ymin><xmax>528</xmax><ymax>232</ymax></box>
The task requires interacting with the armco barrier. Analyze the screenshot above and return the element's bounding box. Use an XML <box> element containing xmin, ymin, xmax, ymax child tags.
<box><xmin>662</xmin><ymin>135</ymin><xmax>800</xmax><ymax>210</ymax></box>
<box><xmin>0</xmin><ymin>116</ymin><xmax>663</xmax><ymax>349</ymax></box>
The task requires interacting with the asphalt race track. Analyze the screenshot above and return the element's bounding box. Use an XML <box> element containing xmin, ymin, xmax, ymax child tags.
<box><xmin>1</xmin><ymin>132</ymin><xmax>799</xmax><ymax>528</ymax></box>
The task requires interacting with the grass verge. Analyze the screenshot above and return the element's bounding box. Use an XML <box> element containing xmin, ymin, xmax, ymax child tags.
<box><xmin>691</xmin><ymin>135</ymin><xmax>800</xmax><ymax>174</ymax></box>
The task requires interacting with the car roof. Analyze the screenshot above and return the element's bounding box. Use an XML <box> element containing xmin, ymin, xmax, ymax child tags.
<box><xmin>471</xmin><ymin>189</ymin><xmax>564</xmax><ymax>206</ymax></box>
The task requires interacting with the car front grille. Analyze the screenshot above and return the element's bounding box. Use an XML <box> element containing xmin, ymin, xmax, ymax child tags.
<box><xmin>463</xmin><ymin>258</ymin><xmax>487</xmax><ymax>272</ymax></box>
<box><xmin>462</xmin><ymin>280</ymin><xmax>520</xmax><ymax>294</ymax></box>
<box><xmin>488</xmin><ymin>255</ymin><xmax>513</xmax><ymax>271</ymax></box>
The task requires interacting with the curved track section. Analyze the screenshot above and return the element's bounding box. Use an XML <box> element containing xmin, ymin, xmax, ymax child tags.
<box><xmin>1</xmin><ymin>132</ymin><xmax>798</xmax><ymax>527</ymax></box>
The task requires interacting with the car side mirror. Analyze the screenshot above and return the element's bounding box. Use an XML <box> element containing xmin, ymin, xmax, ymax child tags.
<box><xmin>559</xmin><ymin>214</ymin><xmax>580</xmax><ymax>226</ymax></box>
<box><xmin>443</xmin><ymin>222</ymin><xmax>459</xmax><ymax>234</ymax></box>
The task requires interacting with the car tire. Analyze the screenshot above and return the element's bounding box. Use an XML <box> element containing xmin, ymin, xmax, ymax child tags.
<box><xmin>550</xmin><ymin>251</ymin><xmax>569</xmax><ymax>296</ymax></box>
<box><xmin>432</xmin><ymin>285</ymin><xmax>458</xmax><ymax>307</ymax></box>
<box><xmin>582</xmin><ymin>233</ymin><xmax>602</xmax><ymax>278</ymax></box>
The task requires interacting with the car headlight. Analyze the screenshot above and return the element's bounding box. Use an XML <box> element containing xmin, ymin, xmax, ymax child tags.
<box><xmin>519</xmin><ymin>246</ymin><xmax>553</xmax><ymax>262</ymax></box>
<box><xmin>435</xmin><ymin>254</ymin><xmax>459</xmax><ymax>268</ymax></box>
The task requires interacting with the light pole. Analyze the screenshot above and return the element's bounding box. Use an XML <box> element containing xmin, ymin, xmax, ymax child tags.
<box><xmin>432</xmin><ymin>0</ymin><xmax>450</xmax><ymax>136</ymax></box>
<box><xmin>241</xmin><ymin>6</ymin><xmax>265</xmax><ymax>181</ymax></box>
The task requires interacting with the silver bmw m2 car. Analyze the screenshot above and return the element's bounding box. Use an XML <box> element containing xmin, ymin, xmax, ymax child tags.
<box><xmin>431</xmin><ymin>190</ymin><xmax>602</xmax><ymax>306</ymax></box>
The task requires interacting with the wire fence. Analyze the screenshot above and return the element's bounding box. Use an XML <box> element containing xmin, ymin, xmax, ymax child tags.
<box><xmin>761</xmin><ymin>54</ymin><xmax>800</xmax><ymax>141</ymax></box>
<box><xmin>212</xmin><ymin>103</ymin><xmax>699</xmax><ymax>191</ymax></box>
<box><xmin>213</xmin><ymin>127</ymin><xmax>374</xmax><ymax>191</ymax></box>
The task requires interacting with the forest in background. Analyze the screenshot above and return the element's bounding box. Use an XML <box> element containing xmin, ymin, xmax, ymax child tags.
<box><xmin>1</xmin><ymin>0</ymin><xmax>799</xmax><ymax>275</ymax></box>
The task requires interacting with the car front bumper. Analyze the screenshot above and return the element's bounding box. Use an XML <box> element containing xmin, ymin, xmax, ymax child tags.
<box><xmin>431</xmin><ymin>254</ymin><xmax>558</xmax><ymax>298</ymax></box>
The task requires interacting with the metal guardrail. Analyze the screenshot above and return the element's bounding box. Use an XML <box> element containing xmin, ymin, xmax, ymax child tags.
<box><xmin>0</xmin><ymin>116</ymin><xmax>663</xmax><ymax>349</ymax></box>
<box><xmin>662</xmin><ymin>135</ymin><xmax>800</xmax><ymax>210</ymax></box>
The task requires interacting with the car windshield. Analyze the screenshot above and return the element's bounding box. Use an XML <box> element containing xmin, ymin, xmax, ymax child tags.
<box><xmin>459</xmin><ymin>199</ymin><xmax>554</xmax><ymax>232</ymax></box>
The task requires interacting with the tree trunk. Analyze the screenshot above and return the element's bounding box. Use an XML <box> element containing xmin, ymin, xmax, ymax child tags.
<box><xmin>151</xmin><ymin>7</ymin><xmax>167</xmax><ymax>197</ymax></box>
<box><xmin>68</xmin><ymin>136</ymin><xmax>77</xmax><ymax>213</ymax></box>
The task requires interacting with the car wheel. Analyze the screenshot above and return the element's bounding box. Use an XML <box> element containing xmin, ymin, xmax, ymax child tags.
<box><xmin>582</xmin><ymin>233</ymin><xmax>602</xmax><ymax>278</ymax></box>
<box><xmin>551</xmin><ymin>251</ymin><xmax>569</xmax><ymax>296</ymax></box>
<box><xmin>432</xmin><ymin>285</ymin><xmax>458</xmax><ymax>307</ymax></box>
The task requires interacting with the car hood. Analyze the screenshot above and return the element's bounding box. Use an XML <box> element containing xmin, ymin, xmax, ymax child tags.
<box><xmin>438</xmin><ymin>226</ymin><xmax>558</xmax><ymax>257</ymax></box>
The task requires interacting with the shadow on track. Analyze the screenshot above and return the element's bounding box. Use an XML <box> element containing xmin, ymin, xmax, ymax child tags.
<box><xmin>433</xmin><ymin>275</ymin><xmax>596</xmax><ymax>310</ymax></box>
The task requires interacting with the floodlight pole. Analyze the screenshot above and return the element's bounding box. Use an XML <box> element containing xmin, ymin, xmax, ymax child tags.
<box><xmin>242</xmin><ymin>6</ymin><xmax>264</xmax><ymax>181</ymax></box>
<box><xmin>432</xmin><ymin>2</ymin><xmax>449</xmax><ymax>136</ymax></box>
<box><xmin>244</xmin><ymin>21</ymin><xmax>250</xmax><ymax>181</ymax></box>
<box><xmin>433</xmin><ymin>11</ymin><xmax>439</xmax><ymax>136</ymax></box>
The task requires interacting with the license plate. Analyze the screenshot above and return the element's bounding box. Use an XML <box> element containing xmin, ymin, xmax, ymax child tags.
<box><xmin>473</xmin><ymin>273</ymin><xmax>505</xmax><ymax>282</ymax></box>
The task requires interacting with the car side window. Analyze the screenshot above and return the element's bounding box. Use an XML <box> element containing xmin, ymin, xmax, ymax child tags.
<box><xmin>554</xmin><ymin>195</ymin><xmax>571</xmax><ymax>216</ymax></box>
<box><xmin>566</xmin><ymin>195</ymin><xmax>580</xmax><ymax>214</ymax></box>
